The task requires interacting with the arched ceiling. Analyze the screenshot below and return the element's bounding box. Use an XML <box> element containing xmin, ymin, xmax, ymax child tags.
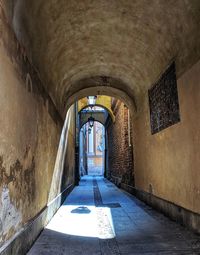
<box><xmin>3</xmin><ymin>0</ymin><xmax>200</xmax><ymax>116</ymax></box>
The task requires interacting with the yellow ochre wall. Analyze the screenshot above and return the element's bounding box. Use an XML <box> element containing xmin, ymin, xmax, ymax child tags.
<box><xmin>134</xmin><ymin>60</ymin><xmax>200</xmax><ymax>214</ymax></box>
<box><xmin>0</xmin><ymin>5</ymin><xmax>76</xmax><ymax>247</ymax></box>
<box><xmin>78</xmin><ymin>96</ymin><xmax>115</xmax><ymax>120</ymax></box>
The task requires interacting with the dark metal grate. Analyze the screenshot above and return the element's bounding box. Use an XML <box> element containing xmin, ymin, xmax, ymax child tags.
<box><xmin>148</xmin><ymin>62</ymin><xmax>180</xmax><ymax>134</ymax></box>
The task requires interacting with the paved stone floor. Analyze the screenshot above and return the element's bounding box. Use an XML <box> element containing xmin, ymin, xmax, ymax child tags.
<box><xmin>88</xmin><ymin>165</ymin><xmax>103</xmax><ymax>175</ymax></box>
<box><xmin>28</xmin><ymin>176</ymin><xmax>200</xmax><ymax>255</ymax></box>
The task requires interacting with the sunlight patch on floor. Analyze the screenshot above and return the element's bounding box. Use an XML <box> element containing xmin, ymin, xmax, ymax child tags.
<box><xmin>46</xmin><ymin>205</ymin><xmax>115</xmax><ymax>239</ymax></box>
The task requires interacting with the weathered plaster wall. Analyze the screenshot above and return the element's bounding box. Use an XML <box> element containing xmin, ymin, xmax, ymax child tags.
<box><xmin>0</xmin><ymin>5</ymin><xmax>75</xmax><ymax>249</ymax></box>
<box><xmin>134</xmin><ymin>60</ymin><xmax>200</xmax><ymax>214</ymax></box>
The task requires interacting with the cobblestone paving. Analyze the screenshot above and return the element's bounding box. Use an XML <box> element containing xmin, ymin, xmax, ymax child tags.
<box><xmin>28</xmin><ymin>176</ymin><xmax>200</xmax><ymax>255</ymax></box>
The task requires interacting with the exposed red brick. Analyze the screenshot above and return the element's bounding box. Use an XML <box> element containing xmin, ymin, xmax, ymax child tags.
<box><xmin>106</xmin><ymin>100</ymin><xmax>134</xmax><ymax>187</ymax></box>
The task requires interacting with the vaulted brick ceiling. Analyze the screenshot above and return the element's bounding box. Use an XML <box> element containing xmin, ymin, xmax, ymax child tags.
<box><xmin>4</xmin><ymin>0</ymin><xmax>200</xmax><ymax>116</ymax></box>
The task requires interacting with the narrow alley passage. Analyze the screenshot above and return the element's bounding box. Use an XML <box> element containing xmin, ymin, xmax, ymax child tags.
<box><xmin>28</xmin><ymin>177</ymin><xmax>200</xmax><ymax>255</ymax></box>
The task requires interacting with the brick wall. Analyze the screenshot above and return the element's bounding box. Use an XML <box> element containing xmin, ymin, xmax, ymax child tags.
<box><xmin>106</xmin><ymin>99</ymin><xmax>134</xmax><ymax>187</ymax></box>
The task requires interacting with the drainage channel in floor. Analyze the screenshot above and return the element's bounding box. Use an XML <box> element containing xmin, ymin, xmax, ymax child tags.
<box><xmin>93</xmin><ymin>178</ymin><xmax>121</xmax><ymax>208</ymax></box>
<box><xmin>93</xmin><ymin>177</ymin><xmax>121</xmax><ymax>255</ymax></box>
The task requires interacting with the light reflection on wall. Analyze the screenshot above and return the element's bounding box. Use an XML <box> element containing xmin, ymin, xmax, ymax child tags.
<box><xmin>48</xmin><ymin>106</ymin><xmax>73</xmax><ymax>203</ymax></box>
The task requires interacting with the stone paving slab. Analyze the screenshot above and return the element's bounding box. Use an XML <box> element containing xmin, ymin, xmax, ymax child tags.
<box><xmin>27</xmin><ymin>176</ymin><xmax>200</xmax><ymax>255</ymax></box>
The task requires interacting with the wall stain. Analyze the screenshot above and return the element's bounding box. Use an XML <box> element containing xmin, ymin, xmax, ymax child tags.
<box><xmin>23</xmin><ymin>157</ymin><xmax>36</xmax><ymax>203</ymax></box>
<box><xmin>0</xmin><ymin>154</ymin><xmax>36</xmax><ymax>205</ymax></box>
<box><xmin>0</xmin><ymin>186</ymin><xmax>22</xmax><ymax>246</ymax></box>
<box><xmin>0</xmin><ymin>3</ymin><xmax>64</xmax><ymax>247</ymax></box>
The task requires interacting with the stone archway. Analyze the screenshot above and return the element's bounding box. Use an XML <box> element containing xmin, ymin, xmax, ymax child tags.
<box><xmin>63</xmin><ymin>75</ymin><xmax>137</xmax><ymax>119</ymax></box>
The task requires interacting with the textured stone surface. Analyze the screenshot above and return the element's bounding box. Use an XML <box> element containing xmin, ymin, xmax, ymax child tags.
<box><xmin>28</xmin><ymin>176</ymin><xmax>200</xmax><ymax>254</ymax></box>
<box><xmin>107</xmin><ymin>100</ymin><xmax>134</xmax><ymax>186</ymax></box>
<box><xmin>2</xmin><ymin>0</ymin><xmax>200</xmax><ymax>115</ymax></box>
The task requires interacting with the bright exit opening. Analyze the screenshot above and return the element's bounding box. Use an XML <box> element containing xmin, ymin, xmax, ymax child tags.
<box><xmin>79</xmin><ymin>117</ymin><xmax>105</xmax><ymax>176</ymax></box>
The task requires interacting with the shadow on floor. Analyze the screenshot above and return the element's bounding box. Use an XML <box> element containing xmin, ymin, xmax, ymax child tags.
<box><xmin>28</xmin><ymin>176</ymin><xmax>200</xmax><ymax>255</ymax></box>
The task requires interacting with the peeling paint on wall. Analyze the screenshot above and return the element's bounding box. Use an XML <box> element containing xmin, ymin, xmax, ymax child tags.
<box><xmin>0</xmin><ymin>3</ymin><xmax>67</xmax><ymax>248</ymax></box>
<box><xmin>0</xmin><ymin>155</ymin><xmax>36</xmax><ymax>205</ymax></box>
<box><xmin>0</xmin><ymin>187</ymin><xmax>22</xmax><ymax>246</ymax></box>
